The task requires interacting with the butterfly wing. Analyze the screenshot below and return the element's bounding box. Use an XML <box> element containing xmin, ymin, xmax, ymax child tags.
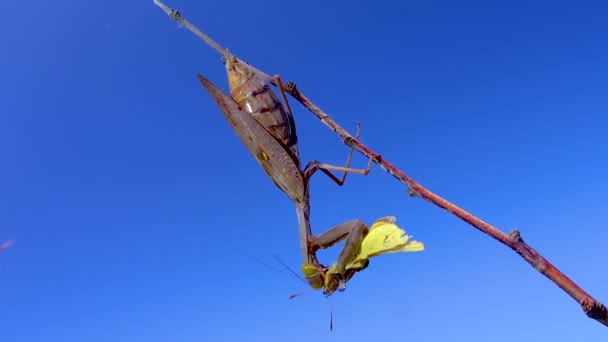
<box><xmin>345</xmin><ymin>218</ymin><xmax>425</xmax><ymax>269</ymax></box>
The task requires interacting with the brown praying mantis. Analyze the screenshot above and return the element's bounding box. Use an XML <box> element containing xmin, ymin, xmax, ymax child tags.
<box><xmin>153</xmin><ymin>0</ymin><xmax>378</xmax><ymax>295</ymax></box>
<box><xmin>197</xmin><ymin>69</ymin><xmax>375</xmax><ymax>296</ymax></box>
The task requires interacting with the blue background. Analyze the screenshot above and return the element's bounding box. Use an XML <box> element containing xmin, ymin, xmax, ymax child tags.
<box><xmin>1</xmin><ymin>0</ymin><xmax>607</xmax><ymax>341</ymax></box>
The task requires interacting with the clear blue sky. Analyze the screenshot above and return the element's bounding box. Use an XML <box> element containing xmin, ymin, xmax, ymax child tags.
<box><xmin>1</xmin><ymin>0</ymin><xmax>607</xmax><ymax>341</ymax></box>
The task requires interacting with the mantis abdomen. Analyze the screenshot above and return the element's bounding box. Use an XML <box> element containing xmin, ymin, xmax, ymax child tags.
<box><xmin>226</xmin><ymin>57</ymin><xmax>300</xmax><ymax>165</ymax></box>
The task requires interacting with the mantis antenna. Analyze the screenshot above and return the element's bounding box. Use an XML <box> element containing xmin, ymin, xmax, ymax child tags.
<box><xmin>235</xmin><ymin>248</ymin><xmax>309</xmax><ymax>285</ymax></box>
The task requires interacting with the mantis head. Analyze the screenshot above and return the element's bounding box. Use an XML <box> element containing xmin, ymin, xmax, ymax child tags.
<box><xmin>302</xmin><ymin>262</ymin><xmax>325</xmax><ymax>290</ymax></box>
<box><xmin>323</xmin><ymin>264</ymin><xmax>347</xmax><ymax>295</ymax></box>
<box><xmin>299</xmin><ymin>260</ymin><xmax>369</xmax><ymax>331</ymax></box>
<box><xmin>301</xmin><ymin>261</ymin><xmax>369</xmax><ymax>296</ymax></box>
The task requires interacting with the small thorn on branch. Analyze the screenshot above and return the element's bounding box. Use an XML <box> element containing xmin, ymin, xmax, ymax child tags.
<box><xmin>509</xmin><ymin>229</ymin><xmax>523</xmax><ymax>242</ymax></box>
<box><xmin>285</xmin><ymin>81</ymin><xmax>297</xmax><ymax>92</ymax></box>
<box><xmin>343</xmin><ymin>135</ymin><xmax>357</xmax><ymax>147</ymax></box>
<box><xmin>284</xmin><ymin>81</ymin><xmax>301</xmax><ymax>101</ymax></box>
<box><xmin>407</xmin><ymin>188</ymin><xmax>421</xmax><ymax>198</ymax></box>
<box><xmin>169</xmin><ymin>9</ymin><xmax>182</xmax><ymax>21</ymax></box>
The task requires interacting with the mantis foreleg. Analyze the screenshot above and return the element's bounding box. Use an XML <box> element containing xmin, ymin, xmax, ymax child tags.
<box><xmin>313</xmin><ymin>220</ymin><xmax>368</xmax><ymax>272</ymax></box>
<box><xmin>303</xmin><ymin>220</ymin><xmax>370</xmax><ymax>294</ymax></box>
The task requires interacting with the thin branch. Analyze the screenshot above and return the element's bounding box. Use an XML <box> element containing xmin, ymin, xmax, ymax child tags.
<box><xmin>153</xmin><ymin>0</ymin><xmax>608</xmax><ymax>327</ymax></box>
<box><xmin>153</xmin><ymin>0</ymin><xmax>289</xmax><ymax>84</ymax></box>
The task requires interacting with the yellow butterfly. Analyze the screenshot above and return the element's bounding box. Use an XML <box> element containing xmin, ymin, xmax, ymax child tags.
<box><xmin>345</xmin><ymin>216</ymin><xmax>424</xmax><ymax>270</ymax></box>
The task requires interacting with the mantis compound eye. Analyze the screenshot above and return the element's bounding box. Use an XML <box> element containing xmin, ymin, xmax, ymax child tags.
<box><xmin>336</xmin><ymin>274</ymin><xmax>347</xmax><ymax>292</ymax></box>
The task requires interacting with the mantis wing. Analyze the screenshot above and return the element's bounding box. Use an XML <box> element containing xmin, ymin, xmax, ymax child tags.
<box><xmin>197</xmin><ymin>74</ymin><xmax>305</xmax><ymax>202</ymax></box>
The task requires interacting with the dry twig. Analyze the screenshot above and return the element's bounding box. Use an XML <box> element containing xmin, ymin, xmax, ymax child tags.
<box><xmin>153</xmin><ymin>0</ymin><xmax>608</xmax><ymax>327</ymax></box>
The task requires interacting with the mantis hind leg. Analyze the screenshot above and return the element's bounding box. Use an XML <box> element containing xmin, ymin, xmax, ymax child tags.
<box><xmin>274</xmin><ymin>74</ymin><xmax>300</xmax><ymax>158</ymax></box>
<box><xmin>302</xmin><ymin>123</ymin><xmax>376</xmax><ymax>186</ymax></box>
<box><xmin>274</xmin><ymin>72</ymin><xmax>375</xmax><ymax>186</ymax></box>
<box><xmin>273</xmin><ymin>75</ymin><xmax>294</xmax><ymax>123</ymax></box>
